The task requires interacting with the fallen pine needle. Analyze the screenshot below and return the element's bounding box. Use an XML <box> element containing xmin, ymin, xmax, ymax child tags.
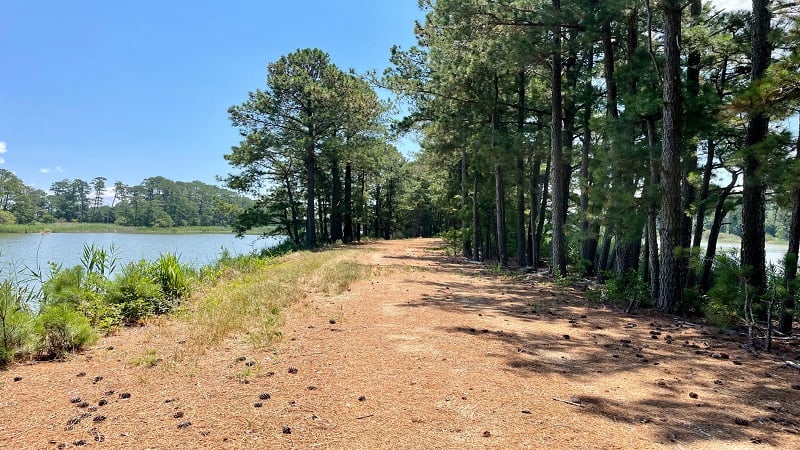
<box><xmin>552</xmin><ymin>397</ymin><xmax>584</xmax><ymax>407</ymax></box>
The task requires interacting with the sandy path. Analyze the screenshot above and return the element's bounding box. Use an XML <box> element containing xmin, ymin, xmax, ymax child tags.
<box><xmin>1</xmin><ymin>238</ymin><xmax>798</xmax><ymax>449</ymax></box>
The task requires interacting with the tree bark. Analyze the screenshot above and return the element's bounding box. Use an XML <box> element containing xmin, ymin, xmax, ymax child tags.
<box><xmin>462</xmin><ymin>149</ymin><xmax>472</xmax><ymax>257</ymax></box>
<box><xmin>681</xmin><ymin>0</ymin><xmax>702</xmax><ymax>288</ymax></box>
<box><xmin>305</xmin><ymin>137</ymin><xmax>317</xmax><ymax>248</ymax></box>
<box><xmin>550</xmin><ymin>0</ymin><xmax>567</xmax><ymax>275</ymax></box>
<box><xmin>473</xmin><ymin>174</ymin><xmax>480</xmax><ymax>261</ymax></box>
<box><xmin>579</xmin><ymin>48</ymin><xmax>597</xmax><ymax>276</ymax></box>
<box><xmin>780</xmin><ymin>130</ymin><xmax>800</xmax><ymax>333</ymax></box>
<box><xmin>343</xmin><ymin>162</ymin><xmax>353</xmax><ymax>243</ymax></box>
<box><xmin>658</xmin><ymin>2</ymin><xmax>684</xmax><ymax>312</ymax></box>
<box><xmin>495</xmin><ymin>163</ymin><xmax>508</xmax><ymax>267</ymax></box>
<box><xmin>516</xmin><ymin>70</ymin><xmax>527</xmax><ymax>267</ymax></box>
<box><xmin>331</xmin><ymin>158</ymin><xmax>343</xmax><ymax>242</ymax></box>
<box><xmin>647</xmin><ymin>119</ymin><xmax>660</xmax><ymax>303</ymax></box>
<box><xmin>741</xmin><ymin>0</ymin><xmax>771</xmax><ymax>294</ymax></box>
<box><xmin>536</xmin><ymin>155</ymin><xmax>551</xmax><ymax>269</ymax></box>
<box><xmin>530</xmin><ymin>157</ymin><xmax>542</xmax><ymax>268</ymax></box>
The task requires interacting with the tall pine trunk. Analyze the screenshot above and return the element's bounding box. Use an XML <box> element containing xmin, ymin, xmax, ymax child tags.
<box><xmin>473</xmin><ymin>174</ymin><xmax>480</xmax><ymax>261</ymax></box>
<box><xmin>741</xmin><ymin>0</ymin><xmax>771</xmax><ymax>293</ymax></box>
<box><xmin>529</xmin><ymin>157</ymin><xmax>542</xmax><ymax>268</ymax></box>
<box><xmin>331</xmin><ymin>158</ymin><xmax>343</xmax><ymax>242</ymax></box>
<box><xmin>516</xmin><ymin>70</ymin><xmax>527</xmax><ymax>267</ymax></box>
<box><xmin>658</xmin><ymin>2</ymin><xmax>684</xmax><ymax>312</ymax></box>
<box><xmin>647</xmin><ymin>119</ymin><xmax>660</xmax><ymax>303</ymax></box>
<box><xmin>780</xmin><ymin>131</ymin><xmax>800</xmax><ymax>333</ymax></box>
<box><xmin>344</xmin><ymin>162</ymin><xmax>353</xmax><ymax>243</ymax></box>
<box><xmin>550</xmin><ymin>0</ymin><xmax>567</xmax><ymax>275</ymax></box>
<box><xmin>462</xmin><ymin>149</ymin><xmax>472</xmax><ymax>257</ymax></box>
<box><xmin>579</xmin><ymin>49</ymin><xmax>598</xmax><ymax>276</ymax></box>
<box><xmin>305</xmin><ymin>138</ymin><xmax>317</xmax><ymax>248</ymax></box>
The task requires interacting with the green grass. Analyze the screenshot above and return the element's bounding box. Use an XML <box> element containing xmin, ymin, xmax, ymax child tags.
<box><xmin>0</xmin><ymin>223</ymin><xmax>273</xmax><ymax>235</ymax></box>
<box><xmin>186</xmin><ymin>247</ymin><xmax>369</xmax><ymax>351</ymax></box>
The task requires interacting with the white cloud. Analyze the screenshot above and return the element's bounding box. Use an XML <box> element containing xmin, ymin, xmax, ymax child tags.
<box><xmin>0</xmin><ymin>158</ymin><xmax>4</xmax><ymax>164</ymax></box>
<box><xmin>40</xmin><ymin>166</ymin><xmax>64</xmax><ymax>174</ymax></box>
<box><xmin>0</xmin><ymin>141</ymin><xmax>6</xmax><ymax>154</ymax></box>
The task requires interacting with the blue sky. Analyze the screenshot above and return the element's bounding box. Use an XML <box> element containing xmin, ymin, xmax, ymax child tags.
<box><xmin>0</xmin><ymin>1</ymin><xmax>424</xmax><ymax>191</ymax></box>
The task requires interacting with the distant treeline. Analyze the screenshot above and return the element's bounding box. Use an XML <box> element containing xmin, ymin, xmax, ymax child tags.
<box><xmin>0</xmin><ymin>170</ymin><xmax>253</xmax><ymax>227</ymax></box>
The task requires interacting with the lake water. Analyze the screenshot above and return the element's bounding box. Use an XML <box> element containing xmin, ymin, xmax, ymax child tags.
<box><xmin>0</xmin><ymin>232</ymin><xmax>282</xmax><ymax>279</ymax></box>
<box><xmin>707</xmin><ymin>242</ymin><xmax>788</xmax><ymax>267</ymax></box>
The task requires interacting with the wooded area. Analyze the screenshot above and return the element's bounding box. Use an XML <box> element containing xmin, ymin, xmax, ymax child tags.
<box><xmin>0</xmin><ymin>171</ymin><xmax>251</xmax><ymax>227</ymax></box>
<box><xmin>226</xmin><ymin>1</ymin><xmax>800</xmax><ymax>337</ymax></box>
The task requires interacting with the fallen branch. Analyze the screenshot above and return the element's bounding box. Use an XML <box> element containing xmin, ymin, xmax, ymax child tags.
<box><xmin>356</xmin><ymin>414</ymin><xmax>374</xmax><ymax>420</ymax></box>
<box><xmin>786</xmin><ymin>361</ymin><xmax>800</xmax><ymax>371</ymax></box>
<box><xmin>552</xmin><ymin>397</ymin><xmax>583</xmax><ymax>408</ymax></box>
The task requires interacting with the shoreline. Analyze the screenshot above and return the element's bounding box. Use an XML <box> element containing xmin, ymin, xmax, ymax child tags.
<box><xmin>0</xmin><ymin>223</ymin><xmax>272</xmax><ymax>235</ymax></box>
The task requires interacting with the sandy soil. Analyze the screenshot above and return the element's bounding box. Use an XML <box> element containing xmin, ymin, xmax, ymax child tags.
<box><xmin>1</xmin><ymin>238</ymin><xmax>799</xmax><ymax>449</ymax></box>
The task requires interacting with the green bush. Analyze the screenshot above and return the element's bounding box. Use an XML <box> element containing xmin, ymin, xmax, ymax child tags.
<box><xmin>0</xmin><ymin>281</ymin><xmax>34</xmax><ymax>365</ymax></box>
<box><xmin>42</xmin><ymin>265</ymin><xmax>119</xmax><ymax>329</ymax></box>
<box><xmin>439</xmin><ymin>228</ymin><xmax>463</xmax><ymax>256</ymax></box>
<box><xmin>33</xmin><ymin>303</ymin><xmax>96</xmax><ymax>358</ymax></box>
<box><xmin>705</xmin><ymin>251</ymin><xmax>750</xmax><ymax>328</ymax></box>
<box><xmin>106</xmin><ymin>261</ymin><xmax>166</xmax><ymax>322</ymax></box>
<box><xmin>149</xmin><ymin>253</ymin><xmax>192</xmax><ymax>302</ymax></box>
<box><xmin>601</xmin><ymin>270</ymin><xmax>652</xmax><ymax>311</ymax></box>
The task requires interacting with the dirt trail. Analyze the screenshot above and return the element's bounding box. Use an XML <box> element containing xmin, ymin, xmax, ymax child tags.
<box><xmin>2</xmin><ymin>238</ymin><xmax>799</xmax><ymax>449</ymax></box>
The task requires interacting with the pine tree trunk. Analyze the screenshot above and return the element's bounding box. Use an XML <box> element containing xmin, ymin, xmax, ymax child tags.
<box><xmin>343</xmin><ymin>162</ymin><xmax>353</xmax><ymax>243</ymax></box>
<box><xmin>516</xmin><ymin>70</ymin><xmax>527</xmax><ymax>267</ymax></box>
<box><xmin>579</xmin><ymin>48</ymin><xmax>597</xmax><ymax>276</ymax></box>
<box><xmin>658</xmin><ymin>2</ymin><xmax>684</xmax><ymax>312</ymax></box>
<box><xmin>741</xmin><ymin>0</ymin><xmax>771</xmax><ymax>294</ymax></box>
<box><xmin>598</xmin><ymin>232</ymin><xmax>613</xmax><ymax>275</ymax></box>
<box><xmin>305</xmin><ymin>139</ymin><xmax>317</xmax><ymax>248</ymax></box>
<box><xmin>647</xmin><ymin>119</ymin><xmax>660</xmax><ymax>303</ymax></box>
<box><xmin>473</xmin><ymin>175</ymin><xmax>480</xmax><ymax>261</ymax></box>
<box><xmin>374</xmin><ymin>184</ymin><xmax>382</xmax><ymax>239</ymax></box>
<box><xmin>495</xmin><ymin>163</ymin><xmax>508</xmax><ymax>267</ymax></box>
<box><xmin>682</xmin><ymin>0</ymin><xmax>702</xmax><ymax>288</ymax></box>
<box><xmin>529</xmin><ymin>157</ymin><xmax>542</xmax><ymax>268</ymax></box>
<box><xmin>550</xmin><ymin>0</ymin><xmax>566</xmax><ymax>275</ymax></box>
<box><xmin>331</xmin><ymin>158</ymin><xmax>342</xmax><ymax>242</ymax></box>
<box><xmin>462</xmin><ymin>149</ymin><xmax>472</xmax><ymax>258</ymax></box>
<box><xmin>780</xmin><ymin>134</ymin><xmax>800</xmax><ymax>333</ymax></box>
<box><xmin>283</xmin><ymin>173</ymin><xmax>300</xmax><ymax>245</ymax></box>
<box><xmin>536</xmin><ymin>155</ymin><xmax>551</xmax><ymax>269</ymax></box>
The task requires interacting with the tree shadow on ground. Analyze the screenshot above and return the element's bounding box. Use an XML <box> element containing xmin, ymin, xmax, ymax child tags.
<box><xmin>390</xmin><ymin>243</ymin><xmax>800</xmax><ymax>447</ymax></box>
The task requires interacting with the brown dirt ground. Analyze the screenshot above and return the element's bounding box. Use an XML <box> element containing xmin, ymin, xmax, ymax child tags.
<box><xmin>1</xmin><ymin>238</ymin><xmax>799</xmax><ymax>449</ymax></box>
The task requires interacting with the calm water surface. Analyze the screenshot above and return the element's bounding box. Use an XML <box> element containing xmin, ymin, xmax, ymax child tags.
<box><xmin>0</xmin><ymin>232</ymin><xmax>280</xmax><ymax>278</ymax></box>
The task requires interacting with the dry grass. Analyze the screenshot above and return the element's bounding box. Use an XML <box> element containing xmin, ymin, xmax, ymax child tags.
<box><xmin>185</xmin><ymin>247</ymin><xmax>368</xmax><ymax>351</ymax></box>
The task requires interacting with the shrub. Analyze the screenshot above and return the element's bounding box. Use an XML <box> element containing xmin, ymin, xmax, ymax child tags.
<box><xmin>42</xmin><ymin>265</ymin><xmax>118</xmax><ymax>329</ymax></box>
<box><xmin>601</xmin><ymin>270</ymin><xmax>652</xmax><ymax>311</ymax></box>
<box><xmin>439</xmin><ymin>229</ymin><xmax>463</xmax><ymax>256</ymax></box>
<box><xmin>33</xmin><ymin>303</ymin><xmax>96</xmax><ymax>359</ymax></box>
<box><xmin>106</xmin><ymin>261</ymin><xmax>166</xmax><ymax>323</ymax></box>
<box><xmin>149</xmin><ymin>253</ymin><xmax>192</xmax><ymax>302</ymax></box>
<box><xmin>0</xmin><ymin>281</ymin><xmax>34</xmax><ymax>365</ymax></box>
<box><xmin>0</xmin><ymin>210</ymin><xmax>17</xmax><ymax>225</ymax></box>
